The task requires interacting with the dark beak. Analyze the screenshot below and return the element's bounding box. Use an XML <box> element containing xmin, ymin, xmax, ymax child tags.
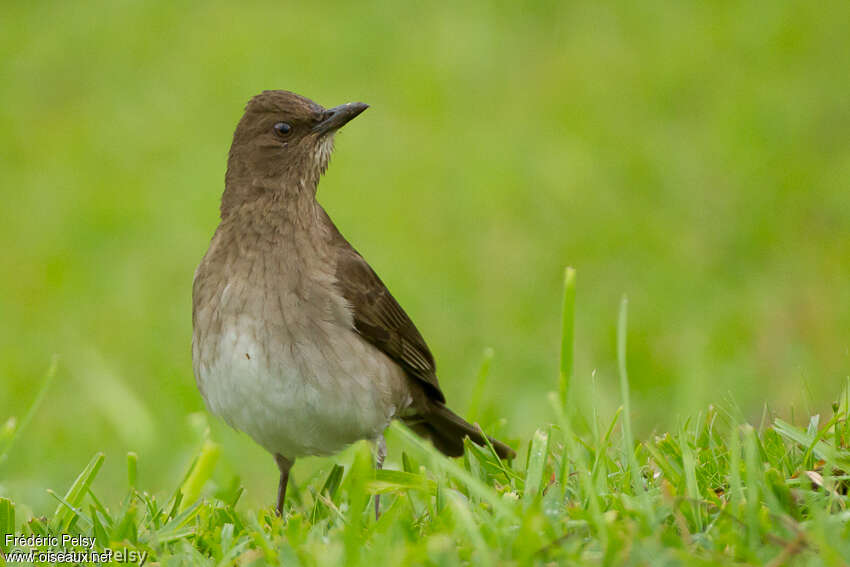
<box><xmin>313</xmin><ymin>102</ymin><xmax>369</xmax><ymax>135</ymax></box>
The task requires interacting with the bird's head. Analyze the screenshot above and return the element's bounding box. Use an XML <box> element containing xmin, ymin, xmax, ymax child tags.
<box><xmin>223</xmin><ymin>90</ymin><xmax>368</xmax><ymax>212</ymax></box>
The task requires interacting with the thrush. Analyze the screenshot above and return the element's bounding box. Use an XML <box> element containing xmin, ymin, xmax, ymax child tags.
<box><xmin>192</xmin><ymin>90</ymin><xmax>515</xmax><ymax>517</ymax></box>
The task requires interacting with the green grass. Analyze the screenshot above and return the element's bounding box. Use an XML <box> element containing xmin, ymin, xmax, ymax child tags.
<box><xmin>2</xmin><ymin>271</ymin><xmax>849</xmax><ymax>565</ymax></box>
<box><xmin>3</xmin><ymin>400</ymin><xmax>850</xmax><ymax>565</ymax></box>
<box><xmin>4</xmin><ymin>408</ymin><xmax>848</xmax><ymax>566</ymax></box>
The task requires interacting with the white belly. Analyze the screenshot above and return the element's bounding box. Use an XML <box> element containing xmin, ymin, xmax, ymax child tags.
<box><xmin>194</xmin><ymin>312</ymin><xmax>409</xmax><ymax>458</ymax></box>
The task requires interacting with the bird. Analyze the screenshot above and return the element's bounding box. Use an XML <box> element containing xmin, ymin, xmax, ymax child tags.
<box><xmin>192</xmin><ymin>90</ymin><xmax>515</xmax><ymax>517</ymax></box>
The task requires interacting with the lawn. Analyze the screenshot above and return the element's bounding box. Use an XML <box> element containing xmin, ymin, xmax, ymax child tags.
<box><xmin>1</xmin><ymin>0</ymin><xmax>849</xmax><ymax>564</ymax></box>
<box><xmin>2</xmin><ymin>285</ymin><xmax>849</xmax><ymax>565</ymax></box>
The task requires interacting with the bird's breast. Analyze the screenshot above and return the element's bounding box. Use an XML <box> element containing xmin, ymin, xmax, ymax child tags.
<box><xmin>192</xmin><ymin>237</ymin><xmax>409</xmax><ymax>457</ymax></box>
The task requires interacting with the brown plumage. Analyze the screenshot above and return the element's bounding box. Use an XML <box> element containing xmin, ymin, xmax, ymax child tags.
<box><xmin>192</xmin><ymin>90</ymin><xmax>514</xmax><ymax>517</ymax></box>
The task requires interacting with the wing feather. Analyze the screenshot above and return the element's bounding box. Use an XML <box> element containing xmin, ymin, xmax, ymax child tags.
<box><xmin>329</xmin><ymin>221</ymin><xmax>445</xmax><ymax>402</ymax></box>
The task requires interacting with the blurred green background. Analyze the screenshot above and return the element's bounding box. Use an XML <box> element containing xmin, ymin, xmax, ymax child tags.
<box><xmin>1</xmin><ymin>0</ymin><xmax>848</xmax><ymax>512</ymax></box>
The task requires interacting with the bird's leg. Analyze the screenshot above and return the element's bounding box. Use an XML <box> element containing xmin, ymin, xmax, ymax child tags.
<box><xmin>374</xmin><ymin>434</ymin><xmax>387</xmax><ymax>520</ymax></box>
<box><xmin>274</xmin><ymin>454</ymin><xmax>294</xmax><ymax>517</ymax></box>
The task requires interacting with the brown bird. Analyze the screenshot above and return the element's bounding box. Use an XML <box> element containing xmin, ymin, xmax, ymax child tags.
<box><xmin>192</xmin><ymin>90</ymin><xmax>514</xmax><ymax>517</ymax></box>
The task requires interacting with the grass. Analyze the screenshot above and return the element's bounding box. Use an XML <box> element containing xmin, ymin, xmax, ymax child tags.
<box><xmin>2</xmin><ymin>270</ymin><xmax>849</xmax><ymax>566</ymax></box>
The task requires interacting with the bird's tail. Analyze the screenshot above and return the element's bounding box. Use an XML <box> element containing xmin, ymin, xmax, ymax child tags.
<box><xmin>405</xmin><ymin>402</ymin><xmax>515</xmax><ymax>460</ymax></box>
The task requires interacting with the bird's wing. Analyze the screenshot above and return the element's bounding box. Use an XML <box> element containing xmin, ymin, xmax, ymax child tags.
<box><xmin>327</xmin><ymin>218</ymin><xmax>445</xmax><ymax>403</ymax></box>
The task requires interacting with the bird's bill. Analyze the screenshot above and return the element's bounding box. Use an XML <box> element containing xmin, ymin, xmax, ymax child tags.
<box><xmin>313</xmin><ymin>102</ymin><xmax>369</xmax><ymax>135</ymax></box>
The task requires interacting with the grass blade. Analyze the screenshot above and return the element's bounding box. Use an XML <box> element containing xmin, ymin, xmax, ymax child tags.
<box><xmin>559</xmin><ymin>267</ymin><xmax>577</xmax><ymax>409</ymax></box>
<box><xmin>0</xmin><ymin>497</ymin><xmax>15</xmax><ymax>553</ymax></box>
<box><xmin>127</xmin><ymin>451</ymin><xmax>138</xmax><ymax>489</ymax></box>
<box><xmin>0</xmin><ymin>357</ymin><xmax>58</xmax><ymax>465</ymax></box>
<box><xmin>742</xmin><ymin>426</ymin><xmax>761</xmax><ymax>546</ymax></box>
<box><xmin>617</xmin><ymin>295</ymin><xmax>653</xmax><ymax>524</ymax></box>
<box><xmin>522</xmin><ymin>428</ymin><xmax>550</xmax><ymax>507</ymax></box>
<box><xmin>774</xmin><ymin>418</ymin><xmax>850</xmax><ymax>469</ymax></box>
<box><xmin>179</xmin><ymin>440</ymin><xmax>220</xmax><ymax>511</ymax></box>
<box><xmin>367</xmin><ymin>470</ymin><xmax>437</xmax><ymax>495</ymax></box>
<box><xmin>50</xmin><ymin>452</ymin><xmax>105</xmax><ymax>533</ymax></box>
<box><xmin>678</xmin><ymin>433</ymin><xmax>703</xmax><ymax>531</ymax></box>
<box><xmin>617</xmin><ymin>295</ymin><xmax>634</xmax><ymax>463</ymax></box>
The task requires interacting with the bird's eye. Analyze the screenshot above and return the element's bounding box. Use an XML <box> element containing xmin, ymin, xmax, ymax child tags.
<box><xmin>273</xmin><ymin>122</ymin><xmax>292</xmax><ymax>136</ymax></box>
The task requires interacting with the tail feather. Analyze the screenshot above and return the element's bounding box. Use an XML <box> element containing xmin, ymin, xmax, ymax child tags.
<box><xmin>405</xmin><ymin>402</ymin><xmax>515</xmax><ymax>460</ymax></box>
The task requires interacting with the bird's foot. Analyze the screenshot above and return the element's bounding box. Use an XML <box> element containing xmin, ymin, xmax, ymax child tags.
<box><xmin>274</xmin><ymin>454</ymin><xmax>294</xmax><ymax>517</ymax></box>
